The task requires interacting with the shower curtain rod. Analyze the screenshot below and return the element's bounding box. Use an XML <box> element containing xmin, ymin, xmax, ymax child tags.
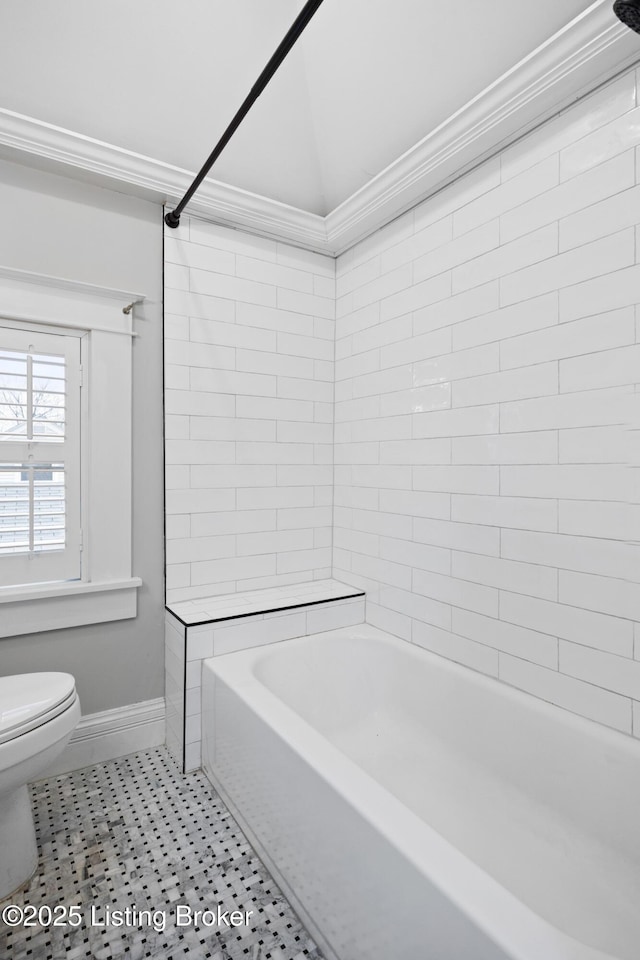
<box><xmin>164</xmin><ymin>0</ymin><xmax>326</xmax><ymax>229</ymax></box>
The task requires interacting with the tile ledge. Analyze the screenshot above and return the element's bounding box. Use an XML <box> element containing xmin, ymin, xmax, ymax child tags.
<box><xmin>165</xmin><ymin>579</ymin><xmax>365</xmax><ymax>627</ymax></box>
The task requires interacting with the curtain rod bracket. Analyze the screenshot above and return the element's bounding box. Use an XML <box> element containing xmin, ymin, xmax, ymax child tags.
<box><xmin>164</xmin><ymin>209</ymin><xmax>181</xmax><ymax>229</ymax></box>
<box><xmin>122</xmin><ymin>298</ymin><xmax>144</xmax><ymax>315</ymax></box>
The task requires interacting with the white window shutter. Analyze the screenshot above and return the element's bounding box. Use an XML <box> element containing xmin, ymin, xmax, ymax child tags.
<box><xmin>0</xmin><ymin>325</ymin><xmax>81</xmax><ymax>585</ymax></box>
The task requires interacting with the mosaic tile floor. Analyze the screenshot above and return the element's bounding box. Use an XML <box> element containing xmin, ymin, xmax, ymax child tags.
<box><xmin>0</xmin><ymin>746</ymin><xmax>324</xmax><ymax>960</ymax></box>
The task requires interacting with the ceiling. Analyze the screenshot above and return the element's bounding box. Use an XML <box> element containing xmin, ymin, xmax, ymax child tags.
<box><xmin>0</xmin><ymin>0</ymin><xmax>596</xmax><ymax>216</ymax></box>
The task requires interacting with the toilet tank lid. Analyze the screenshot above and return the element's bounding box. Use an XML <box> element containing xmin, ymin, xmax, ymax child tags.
<box><xmin>0</xmin><ymin>672</ymin><xmax>76</xmax><ymax>739</ymax></box>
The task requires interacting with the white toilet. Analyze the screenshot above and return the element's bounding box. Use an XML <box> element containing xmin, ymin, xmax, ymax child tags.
<box><xmin>0</xmin><ymin>673</ymin><xmax>80</xmax><ymax>900</ymax></box>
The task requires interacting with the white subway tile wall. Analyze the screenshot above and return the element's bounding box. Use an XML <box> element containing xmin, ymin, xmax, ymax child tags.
<box><xmin>163</xmin><ymin>68</ymin><xmax>640</xmax><ymax>743</ymax></box>
<box><xmin>164</xmin><ymin>220</ymin><xmax>335</xmax><ymax>603</ymax></box>
<box><xmin>332</xmin><ymin>68</ymin><xmax>640</xmax><ymax>737</ymax></box>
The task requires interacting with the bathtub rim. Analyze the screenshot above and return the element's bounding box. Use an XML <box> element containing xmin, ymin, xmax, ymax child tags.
<box><xmin>203</xmin><ymin>624</ymin><xmax>621</xmax><ymax>960</ymax></box>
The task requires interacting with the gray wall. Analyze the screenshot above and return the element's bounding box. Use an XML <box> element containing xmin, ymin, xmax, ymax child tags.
<box><xmin>0</xmin><ymin>158</ymin><xmax>164</xmax><ymax>713</ymax></box>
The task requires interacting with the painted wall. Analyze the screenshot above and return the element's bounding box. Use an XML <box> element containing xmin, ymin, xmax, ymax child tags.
<box><xmin>333</xmin><ymin>68</ymin><xmax>640</xmax><ymax>736</ymax></box>
<box><xmin>0</xmin><ymin>158</ymin><xmax>164</xmax><ymax>713</ymax></box>
<box><xmin>164</xmin><ymin>216</ymin><xmax>335</xmax><ymax>603</ymax></box>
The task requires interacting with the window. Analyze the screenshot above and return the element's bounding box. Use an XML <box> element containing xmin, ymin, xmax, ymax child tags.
<box><xmin>0</xmin><ymin>267</ymin><xmax>142</xmax><ymax>637</ymax></box>
<box><xmin>0</xmin><ymin>326</ymin><xmax>82</xmax><ymax>585</ymax></box>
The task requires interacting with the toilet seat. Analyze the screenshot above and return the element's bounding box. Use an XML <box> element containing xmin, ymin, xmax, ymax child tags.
<box><xmin>0</xmin><ymin>673</ymin><xmax>77</xmax><ymax>745</ymax></box>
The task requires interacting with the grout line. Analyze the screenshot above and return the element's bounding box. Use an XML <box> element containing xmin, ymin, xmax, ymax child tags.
<box><xmin>165</xmin><ymin>589</ymin><xmax>365</xmax><ymax>628</ymax></box>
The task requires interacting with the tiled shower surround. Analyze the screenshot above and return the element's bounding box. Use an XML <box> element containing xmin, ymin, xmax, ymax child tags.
<box><xmin>333</xmin><ymin>68</ymin><xmax>640</xmax><ymax>735</ymax></box>
<box><xmin>164</xmin><ymin>220</ymin><xmax>335</xmax><ymax>604</ymax></box>
<box><xmin>165</xmin><ymin>66</ymin><xmax>640</xmax><ymax>741</ymax></box>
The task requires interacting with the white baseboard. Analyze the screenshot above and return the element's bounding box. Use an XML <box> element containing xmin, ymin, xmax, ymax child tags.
<box><xmin>43</xmin><ymin>697</ymin><xmax>165</xmax><ymax>777</ymax></box>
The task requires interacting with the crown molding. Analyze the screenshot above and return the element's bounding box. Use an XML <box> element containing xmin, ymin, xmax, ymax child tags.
<box><xmin>0</xmin><ymin>109</ymin><xmax>329</xmax><ymax>252</ymax></box>
<box><xmin>326</xmin><ymin>1</ymin><xmax>640</xmax><ymax>253</ymax></box>
<box><xmin>0</xmin><ymin>1</ymin><xmax>637</xmax><ymax>257</ymax></box>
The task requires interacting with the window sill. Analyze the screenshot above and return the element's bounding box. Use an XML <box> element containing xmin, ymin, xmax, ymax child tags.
<box><xmin>0</xmin><ymin>578</ymin><xmax>142</xmax><ymax>638</ymax></box>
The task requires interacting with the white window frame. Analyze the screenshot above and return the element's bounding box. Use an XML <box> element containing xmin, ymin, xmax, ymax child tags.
<box><xmin>0</xmin><ymin>266</ymin><xmax>143</xmax><ymax>637</ymax></box>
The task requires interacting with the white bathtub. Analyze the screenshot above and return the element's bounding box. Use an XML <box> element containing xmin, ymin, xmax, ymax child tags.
<box><xmin>201</xmin><ymin>624</ymin><xmax>640</xmax><ymax>960</ymax></box>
